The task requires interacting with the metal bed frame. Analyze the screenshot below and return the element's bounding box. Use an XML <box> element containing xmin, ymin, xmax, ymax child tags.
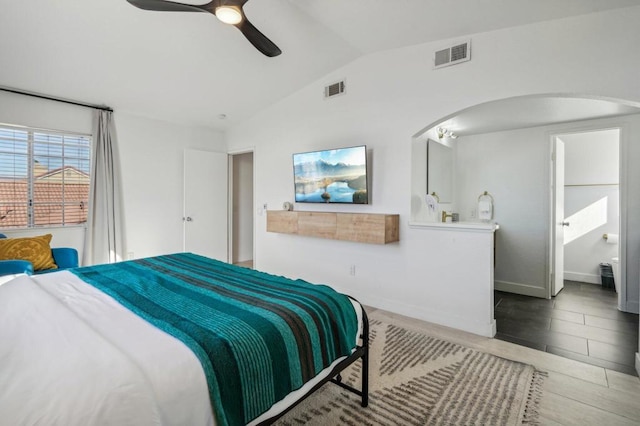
<box><xmin>258</xmin><ymin>305</ymin><xmax>370</xmax><ymax>424</ymax></box>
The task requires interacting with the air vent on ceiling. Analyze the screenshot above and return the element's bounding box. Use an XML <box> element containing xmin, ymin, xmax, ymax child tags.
<box><xmin>434</xmin><ymin>40</ymin><xmax>471</xmax><ymax>69</ymax></box>
<box><xmin>324</xmin><ymin>80</ymin><xmax>345</xmax><ymax>98</ymax></box>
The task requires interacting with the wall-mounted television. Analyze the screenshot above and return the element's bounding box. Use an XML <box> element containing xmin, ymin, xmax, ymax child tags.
<box><xmin>293</xmin><ymin>145</ymin><xmax>368</xmax><ymax>204</ymax></box>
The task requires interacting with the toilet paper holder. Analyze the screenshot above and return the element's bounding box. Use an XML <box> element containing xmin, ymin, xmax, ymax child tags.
<box><xmin>602</xmin><ymin>233</ymin><xmax>619</xmax><ymax>244</ymax></box>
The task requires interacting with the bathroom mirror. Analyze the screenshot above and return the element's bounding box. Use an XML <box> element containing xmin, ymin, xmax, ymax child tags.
<box><xmin>427</xmin><ymin>139</ymin><xmax>453</xmax><ymax>203</ymax></box>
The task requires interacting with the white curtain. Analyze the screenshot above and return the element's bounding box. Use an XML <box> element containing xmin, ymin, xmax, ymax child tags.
<box><xmin>83</xmin><ymin>110</ymin><xmax>126</xmax><ymax>265</ymax></box>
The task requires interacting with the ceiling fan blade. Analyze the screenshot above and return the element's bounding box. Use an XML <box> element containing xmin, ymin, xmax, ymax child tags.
<box><xmin>126</xmin><ymin>0</ymin><xmax>209</xmax><ymax>13</ymax></box>
<box><xmin>235</xmin><ymin>18</ymin><xmax>281</xmax><ymax>57</ymax></box>
<box><xmin>127</xmin><ymin>0</ymin><xmax>282</xmax><ymax>57</ymax></box>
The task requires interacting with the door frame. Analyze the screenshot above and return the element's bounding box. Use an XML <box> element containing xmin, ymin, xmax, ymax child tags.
<box><xmin>228</xmin><ymin>147</ymin><xmax>256</xmax><ymax>266</ymax></box>
<box><xmin>547</xmin><ymin>126</ymin><xmax>625</xmax><ymax>309</ymax></box>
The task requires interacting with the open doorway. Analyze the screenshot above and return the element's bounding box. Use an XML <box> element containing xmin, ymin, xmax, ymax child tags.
<box><xmin>551</xmin><ymin>129</ymin><xmax>621</xmax><ymax>303</ymax></box>
<box><xmin>417</xmin><ymin>95</ymin><xmax>640</xmax><ymax>374</ymax></box>
<box><xmin>495</xmin><ymin>127</ymin><xmax>639</xmax><ymax>375</ymax></box>
<box><xmin>229</xmin><ymin>151</ymin><xmax>254</xmax><ymax>268</ymax></box>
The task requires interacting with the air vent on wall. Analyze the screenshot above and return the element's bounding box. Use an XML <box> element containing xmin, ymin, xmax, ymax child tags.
<box><xmin>324</xmin><ymin>80</ymin><xmax>345</xmax><ymax>98</ymax></box>
<box><xmin>434</xmin><ymin>40</ymin><xmax>471</xmax><ymax>69</ymax></box>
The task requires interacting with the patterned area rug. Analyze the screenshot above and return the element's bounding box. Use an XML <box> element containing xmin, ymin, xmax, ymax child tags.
<box><xmin>276</xmin><ymin>318</ymin><xmax>545</xmax><ymax>425</ymax></box>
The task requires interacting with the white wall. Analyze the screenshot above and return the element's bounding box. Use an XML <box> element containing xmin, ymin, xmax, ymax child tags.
<box><xmin>225</xmin><ymin>6</ymin><xmax>640</xmax><ymax>337</ymax></box>
<box><xmin>0</xmin><ymin>90</ymin><xmax>93</xmax><ymax>134</ymax></box>
<box><xmin>562</xmin><ymin>130</ymin><xmax>619</xmax><ymax>284</ymax></box>
<box><xmin>622</xmin><ymin>117</ymin><xmax>640</xmax><ymax>316</ymax></box>
<box><xmin>232</xmin><ymin>152</ymin><xmax>254</xmax><ymax>263</ymax></box>
<box><xmin>0</xmin><ymin>92</ymin><xmax>226</xmax><ymax>262</ymax></box>
<box><xmin>456</xmin><ymin>121</ymin><xmax>627</xmax><ymax>297</ymax></box>
<box><xmin>563</xmin><ymin>130</ymin><xmax>620</xmax><ymax>186</ymax></box>
<box><xmin>456</xmin><ymin>126</ymin><xmax>548</xmax><ymax>297</ymax></box>
<box><xmin>114</xmin><ymin>112</ymin><xmax>225</xmax><ymax>259</ymax></box>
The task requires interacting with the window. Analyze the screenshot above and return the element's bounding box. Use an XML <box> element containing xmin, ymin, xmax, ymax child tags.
<box><xmin>0</xmin><ymin>124</ymin><xmax>91</xmax><ymax>228</ymax></box>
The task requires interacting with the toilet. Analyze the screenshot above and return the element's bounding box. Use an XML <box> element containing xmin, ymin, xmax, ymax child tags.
<box><xmin>611</xmin><ymin>257</ymin><xmax>619</xmax><ymax>293</ymax></box>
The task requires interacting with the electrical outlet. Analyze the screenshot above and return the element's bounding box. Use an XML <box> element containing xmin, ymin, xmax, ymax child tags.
<box><xmin>127</xmin><ymin>252</ymin><xmax>134</xmax><ymax>260</ymax></box>
<box><xmin>349</xmin><ymin>265</ymin><xmax>356</xmax><ymax>276</ymax></box>
<box><xmin>470</xmin><ymin>208</ymin><xmax>477</xmax><ymax>219</ymax></box>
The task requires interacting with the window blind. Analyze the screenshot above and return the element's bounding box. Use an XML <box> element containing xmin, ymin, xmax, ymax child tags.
<box><xmin>0</xmin><ymin>124</ymin><xmax>91</xmax><ymax>228</ymax></box>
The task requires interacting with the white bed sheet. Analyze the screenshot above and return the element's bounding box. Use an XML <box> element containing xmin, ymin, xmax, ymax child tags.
<box><xmin>0</xmin><ymin>270</ymin><xmax>363</xmax><ymax>426</ymax></box>
<box><xmin>0</xmin><ymin>271</ymin><xmax>212</xmax><ymax>426</ymax></box>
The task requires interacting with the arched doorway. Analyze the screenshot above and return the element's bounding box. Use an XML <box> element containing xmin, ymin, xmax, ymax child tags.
<box><xmin>411</xmin><ymin>94</ymin><xmax>640</xmax><ymax>373</ymax></box>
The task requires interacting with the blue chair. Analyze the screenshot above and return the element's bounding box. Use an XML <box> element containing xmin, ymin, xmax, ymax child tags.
<box><xmin>0</xmin><ymin>233</ymin><xmax>79</xmax><ymax>276</ymax></box>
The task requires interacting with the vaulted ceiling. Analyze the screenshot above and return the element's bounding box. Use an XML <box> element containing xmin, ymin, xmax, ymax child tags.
<box><xmin>2</xmin><ymin>0</ymin><xmax>640</xmax><ymax>130</ymax></box>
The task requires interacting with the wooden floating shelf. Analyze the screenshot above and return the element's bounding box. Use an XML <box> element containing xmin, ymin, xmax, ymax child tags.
<box><xmin>267</xmin><ymin>211</ymin><xmax>399</xmax><ymax>244</ymax></box>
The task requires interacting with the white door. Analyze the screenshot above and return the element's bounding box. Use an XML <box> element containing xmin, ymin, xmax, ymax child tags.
<box><xmin>183</xmin><ymin>149</ymin><xmax>228</xmax><ymax>262</ymax></box>
<box><xmin>551</xmin><ymin>139</ymin><xmax>567</xmax><ymax>296</ymax></box>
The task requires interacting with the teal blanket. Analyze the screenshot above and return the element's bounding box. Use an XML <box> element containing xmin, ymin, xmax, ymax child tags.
<box><xmin>72</xmin><ymin>253</ymin><xmax>358</xmax><ymax>426</ymax></box>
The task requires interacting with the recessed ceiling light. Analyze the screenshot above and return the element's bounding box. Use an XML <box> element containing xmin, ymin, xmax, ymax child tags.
<box><xmin>215</xmin><ymin>6</ymin><xmax>242</xmax><ymax>25</ymax></box>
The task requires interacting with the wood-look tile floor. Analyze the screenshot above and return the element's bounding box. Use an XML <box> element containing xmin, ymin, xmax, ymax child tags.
<box><xmin>494</xmin><ymin>280</ymin><xmax>639</xmax><ymax>376</ymax></box>
<box><xmin>233</xmin><ymin>260</ymin><xmax>254</xmax><ymax>269</ymax></box>
<box><xmin>366</xmin><ymin>306</ymin><xmax>640</xmax><ymax>426</ymax></box>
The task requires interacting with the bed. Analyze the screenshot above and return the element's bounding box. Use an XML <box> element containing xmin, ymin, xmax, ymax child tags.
<box><xmin>0</xmin><ymin>253</ymin><xmax>368</xmax><ymax>425</ymax></box>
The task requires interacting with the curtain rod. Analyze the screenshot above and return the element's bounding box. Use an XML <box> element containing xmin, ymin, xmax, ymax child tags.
<box><xmin>0</xmin><ymin>86</ymin><xmax>113</xmax><ymax>112</ymax></box>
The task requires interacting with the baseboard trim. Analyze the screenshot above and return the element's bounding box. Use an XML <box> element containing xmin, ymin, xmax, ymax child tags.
<box><xmin>622</xmin><ymin>300</ymin><xmax>640</xmax><ymax>315</ymax></box>
<box><xmin>355</xmin><ymin>294</ymin><xmax>496</xmax><ymax>338</ymax></box>
<box><xmin>564</xmin><ymin>271</ymin><xmax>600</xmax><ymax>284</ymax></box>
<box><xmin>495</xmin><ymin>280</ymin><xmax>547</xmax><ymax>298</ymax></box>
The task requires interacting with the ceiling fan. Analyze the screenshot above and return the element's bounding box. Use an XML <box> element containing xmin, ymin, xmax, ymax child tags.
<box><xmin>126</xmin><ymin>0</ymin><xmax>282</xmax><ymax>57</ymax></box>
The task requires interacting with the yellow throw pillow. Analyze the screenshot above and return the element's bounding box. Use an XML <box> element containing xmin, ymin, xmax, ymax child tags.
<box><xmin>0</xmin><ymin>234</ymin><xmax>58</xmax><ymax>271</ymax></box>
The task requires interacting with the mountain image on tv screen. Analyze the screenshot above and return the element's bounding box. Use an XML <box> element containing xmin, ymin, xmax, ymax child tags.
<box><xmin>293</xmin><ymin>146</ymin><xmax>368</xmax><ymax>204</ymax></box>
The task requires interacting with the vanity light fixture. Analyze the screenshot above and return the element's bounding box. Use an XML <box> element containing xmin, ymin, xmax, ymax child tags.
<box><xmin>436</xmin><ymin>127</ymin><xmax>458</xmax><ymax>140</ymax></box>
<box><xmin>215</xmin><ymin>6</ymin><xmax>243</xmax><ymax>25</ymax></box>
